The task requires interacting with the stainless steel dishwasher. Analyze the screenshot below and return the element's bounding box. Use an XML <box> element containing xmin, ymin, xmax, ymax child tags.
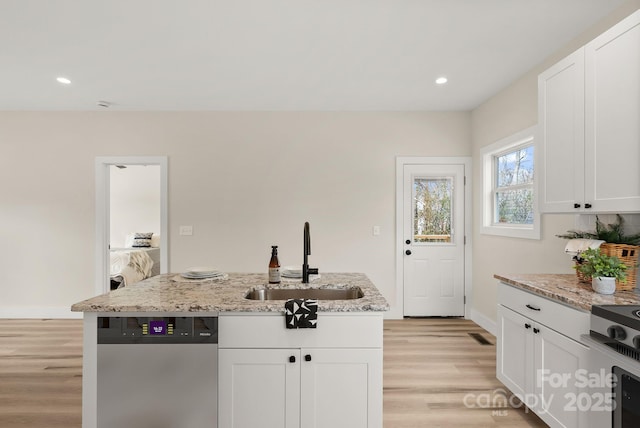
<box><xmin>97</xmin><ymin>316</ymin><xmax>218</xmax><ymax>428</ymax></box>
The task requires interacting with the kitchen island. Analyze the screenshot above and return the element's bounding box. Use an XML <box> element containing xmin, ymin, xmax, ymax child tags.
<box><xmin>72</xmin><ymin>272</ymin><xmax>389</xmax><ymax>428</ymax></box>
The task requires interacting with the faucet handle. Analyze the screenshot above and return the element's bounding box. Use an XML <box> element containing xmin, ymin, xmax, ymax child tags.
<box><xmin>308</xmin><ymin>268</ymin><xmax>319</xmax><ymax>275</ymax></box>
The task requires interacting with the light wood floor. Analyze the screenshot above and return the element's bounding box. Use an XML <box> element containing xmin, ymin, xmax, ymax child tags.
<box><xmin>384</xmin><ymin>319</ymin><xmax>545</xmax><ymax>427</ymax></box>
<box><xmin>0</xmin><ymin>318</ymin><xmax>546</xmax><ymax>427</ymax></box>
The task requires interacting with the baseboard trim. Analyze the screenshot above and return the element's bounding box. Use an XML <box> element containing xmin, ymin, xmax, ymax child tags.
<box><xmin>0</xmin><ymin>306</ymin><xmax>82</xmax><ymax>319</ymax></box>
<box><xmin>384</xmin><ymin>306</ymin><xmax>403</xmax><ymax>320</ymax></box>
<box><xmin>469</xmin><ymin>308</ymin><xmax>497</xmax><ymax>336</ymax></box>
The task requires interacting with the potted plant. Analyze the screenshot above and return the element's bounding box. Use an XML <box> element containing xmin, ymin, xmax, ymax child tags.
<box><xmin>556</xmin><ymin>214</ymin><xmax>640</xmax><ymax>244</ymax></box>
<box><xmin>574</xmin><ymin>248</ymin><xmax>627</xmax><ymax>294</ymax></box>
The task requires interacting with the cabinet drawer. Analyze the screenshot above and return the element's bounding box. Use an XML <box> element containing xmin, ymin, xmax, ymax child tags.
<box><xmin>219</xmin><ymin>312</ymin><xmax>383</xmax><ymax>349</ymax></box>
<box><xmin>498</xmin><ymin>283</ymin><xmax>589</xmax><ymax>343</ymax></box>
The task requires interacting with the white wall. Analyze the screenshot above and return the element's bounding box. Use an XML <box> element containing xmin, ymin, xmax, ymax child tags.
<box><xmin>2</xmin><ymin>2</ymin><xmax>637</xmax><ymax>320</ymax></box>
<box><xmin>469</xmin><ymin>1</ymin><xmax>640</xmax><ymax>329</ymax></box>
<box><xmin>0</xmin><ymin>111</ymin><xmax>470</xmax><ymax>317</ymax></box>
<box><xmin>109</xmin><ymin>165</ymin><xmax>161</xmax><ymax>248</ymax></box>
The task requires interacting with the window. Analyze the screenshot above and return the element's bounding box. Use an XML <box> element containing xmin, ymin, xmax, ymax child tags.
<box><xmin>413</xmin><ymin>177</ymin><xmax>453</xmax><ymax>243</ymax></box>
<box><xmin>481</xmin><ymin>126</ymin><xmax>540</xmax><ymax>239</ymax></box>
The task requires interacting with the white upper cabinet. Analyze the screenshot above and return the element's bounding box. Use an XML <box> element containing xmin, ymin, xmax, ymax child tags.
<box><xmin>585</xmin><ymin>11</ymin><xmax>640</xmax><ymax>212</ymax></box>
<box><xmin>539</xmin><ymin>10</ymin><xmax>640</xmax><ymax>213</ymax></box>
<box><xmin>538</xmin><ymin>49</ymin><xmax>585</xmax><ymax>213</ymax></box>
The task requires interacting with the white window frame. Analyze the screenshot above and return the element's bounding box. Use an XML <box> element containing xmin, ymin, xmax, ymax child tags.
<box><xmin>481</xmin><ymin>126</ymin><xmax>540</xmax><ymax>240</ymax></box>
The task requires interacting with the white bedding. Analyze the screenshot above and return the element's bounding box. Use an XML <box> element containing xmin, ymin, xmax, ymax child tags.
<box><xmin>110</xmin><ymin>248</ymin><xmax>159</xmax><ymax>288</ymax></box>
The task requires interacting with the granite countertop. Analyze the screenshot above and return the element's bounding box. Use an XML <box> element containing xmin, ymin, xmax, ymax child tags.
<box><xmin>494</xmin><ymin>273</ymin><xmax>640</xmax><ymax>311</ymax></box>
<box><xmin>71</xmin><ymin>272</ymin><xmax>390</xmax><ymax>313</ymax></box>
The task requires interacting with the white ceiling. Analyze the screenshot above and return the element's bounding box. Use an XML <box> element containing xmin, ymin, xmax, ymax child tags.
<box><xmin>0</xmin><ymin>0</ymin><xmax>626</xmax><ymax>111</ymax></box>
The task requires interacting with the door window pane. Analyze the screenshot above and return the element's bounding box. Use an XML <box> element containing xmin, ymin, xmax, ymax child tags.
<box><xmin>413</xmin><ymin>177</ymin><xmax>453</xmax><ymax>243</ymax></box>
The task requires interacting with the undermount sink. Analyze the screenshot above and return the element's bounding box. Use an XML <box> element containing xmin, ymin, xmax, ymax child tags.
<box><xmin>244</xmin><ymin>286</ymin><xmax>364</xmax><ymax>301</ymax></box>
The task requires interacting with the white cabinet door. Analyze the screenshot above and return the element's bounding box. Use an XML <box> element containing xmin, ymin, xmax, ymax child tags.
<box><xmin>498</xmin><ymin>302</ymin><xmax>591</xmax><ymax>428</ymax></box>
<box><xmin>538</xmin><ymin>48</ymin><xmax>585</xmax><ymax>213</ymax></box>
<box><xmin>585</xmin><ymin>10</ymin><xmax>640</xmax><ymax>213</ymax></box>
<box><xmin>497</xmin><ymin>305</ymin><xmax>534</xmax><ymax>400</ymax></box>
<box><xmin>300</xmin><ymin>348</ymin><xmax>382</xmax><ymax>428</ymax></box>
<box><xmin>219</xmin><ymin>348</ymin><xmax>301</xmax><ymax>428</ymax></box>
<box><xmin>538</xmin><ymin>10</ymin><xmax>640</xmax><ymax>214</ymax></box>
<box><xmin>535</xmin><ymin>324</ymin><xmax>590</xmax><ymax>428</ymax></box>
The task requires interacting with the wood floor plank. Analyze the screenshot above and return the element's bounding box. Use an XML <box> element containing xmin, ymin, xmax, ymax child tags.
<box><xmin>0</xmin><ymin>320</ymin><xmax>83</xmax><ymax>428</ymax></box>
<box><xmin>383</xmin><ymin>319</ymin><xmax>546</xmax><ymax>427</ymax></box>
<box><xmin>0</xmin><ymin>318</ymin><xmax>546</xmax><ymax>427</ymax></box>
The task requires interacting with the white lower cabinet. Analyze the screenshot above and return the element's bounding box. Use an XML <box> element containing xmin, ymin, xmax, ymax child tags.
<box><xmin>218</xmin><ymin>314</ymin><xmax>383</xmax><ymax>428</ymax></box>
<box><xmin>497</xmin><ymin>284</ymin><xmax>591</xmax><ymax>428</ymax></box>
<box><xmin>219</xmin><ymin>348</ymin><xmax>381</xmax><ymax>428</ymax></box>
<box><xmin>300</xmin><ymin>348</ymin><xmax>381</xmax><ymax>428</ymax></box>
<box><xmin>219</xmin><ymin>348</ymin><xmax>301</xmax><ymax>428</ymax></box>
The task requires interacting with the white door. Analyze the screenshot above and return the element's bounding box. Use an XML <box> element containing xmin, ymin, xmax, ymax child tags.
<box><xmin>300</xmin><ymin>348</ymin><xmax>382</xmax><ymax>428</ymax></box>
<box><xmin>537</xmin><ymin>48</ymin><xmax>585</xmax><ymax>213</ymax></box>
<box><xmin>496</xmin><ymin>305</ymin><xmax>533</xmax><ymax>400</ymax></box>
<box><xmin>403</xmin><ymin>164</ymin><xmax>465</xmax><ymax>316</ymax></box>
<box><xmin>585</xmin><ymin>11</ymin><xmax>640</xmax><ymax>213</ymax></box>
<box><xmin>218</xmin><ymin>348</ymin><xmax>301</xmax><ymax>428</ymax></box>
<box><xmin>535</xmin><ymin>324</ymin><xmax>590</xmax><ymax>428</ymax></box>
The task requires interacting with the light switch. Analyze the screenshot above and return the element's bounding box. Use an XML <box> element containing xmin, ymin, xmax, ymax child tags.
<box><xmin>179</xmin><ymin>225</ymin><xmax>193</xmax><ymax>236</ymax></box>
<box><xmin>373</xmin><ymin>226</ymin><xmax>381</xmax><ymax>236</ymax></box>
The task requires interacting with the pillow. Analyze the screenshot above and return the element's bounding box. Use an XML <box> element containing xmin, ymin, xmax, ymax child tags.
<box><xmin>131</xmin><ymin>232</ymin><xmax>153</xmax><ymax>248</ymax></box>
<box><xmin>124</xmin><ymin>233</ymin><xmax>135</xmax><ymax>247</ymax></box>
<box><xmin>151</xmin><ymin>234</ymin><xmax>161</xmax><ymax>248</ymax></box>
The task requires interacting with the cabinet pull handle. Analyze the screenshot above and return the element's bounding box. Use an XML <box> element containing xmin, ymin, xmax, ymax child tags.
<box><xmin>525</xmin><ymin>323</ymin><xmax>531</xmax><ymax>329</ymax></box>
<box><xmin>289</xmin><ymin>356</ymin><xmax>296</xmax><ymax>363</ymax></box>
<box><xmin>305</xmin><ymin>354</ymin><xmax>312</xmax><ymax>362</ymax></box>
<box><xmin>585</xmin><ymin>203</ymin><xmax>592</xmax><ymax>209</ymax></box>
<box><xmin>574</xmin><ymin>203</ymin><xmax>581</xmax><ymax>209</ymax></box>
<box><xmin>533</xmin><ymin>328</ymin><xmax>540</xmax><ymax>334</ymax></box>
<box><xmin>525</xmin><ymin>304</ymin><xmax>541</xmax><ymax>312</ymax></box>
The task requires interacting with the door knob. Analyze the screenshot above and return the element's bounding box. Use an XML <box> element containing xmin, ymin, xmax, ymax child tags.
<box><xmin>405</xmin><ymin>239</ymin><xmax>411</xmax><ymax>245</ymax></box>
<box><xmin>405</xmin><ymin>250</ymin><xmax>412</xmax><ymax>255</ymax></box>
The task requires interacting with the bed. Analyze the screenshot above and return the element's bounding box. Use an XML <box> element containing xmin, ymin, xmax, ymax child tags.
<box><xmin>109</xmin><ymin>233</ymin><xmax>161</xmax><ymax>289</ymax></box>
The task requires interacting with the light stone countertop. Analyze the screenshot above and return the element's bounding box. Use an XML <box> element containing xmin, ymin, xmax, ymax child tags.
<box><xmin>494</xmin><ymin>273</ymin><xmax>640</xmax><ymax>311</ymax></box>
<box><xmin>71</xmin><ymin>272</ymin><xmax>390</xmax><ymax>313</ymax></box>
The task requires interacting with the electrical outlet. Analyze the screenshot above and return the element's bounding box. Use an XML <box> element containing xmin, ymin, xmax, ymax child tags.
<box><xmin>179</xmin><ymin>225</ymin><xmax>193</xmax><ymax>236</ymax></box>
<box><xmin>373</xmin><ymin>226</ymin><xmax>381</xmax><ymax>236</ymax></box>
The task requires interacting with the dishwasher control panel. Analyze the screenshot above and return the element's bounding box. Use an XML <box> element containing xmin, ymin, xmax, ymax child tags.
<box><xmin>97</xmin><ymin>316</ymin><xmax>218</xmax><ymax>344</ymax></box>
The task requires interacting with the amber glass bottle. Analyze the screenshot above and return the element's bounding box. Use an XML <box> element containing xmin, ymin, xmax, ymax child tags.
<box><xmin>268</xmin><ymin>245</ymin><xmax>281</xmax><ymax>284</ymax></box>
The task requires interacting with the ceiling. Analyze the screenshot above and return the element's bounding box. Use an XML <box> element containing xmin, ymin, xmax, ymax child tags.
<box><xmin>0</xmin><ymin>0</ymin><xmax>626</xmax><ymax>111</ymax></box>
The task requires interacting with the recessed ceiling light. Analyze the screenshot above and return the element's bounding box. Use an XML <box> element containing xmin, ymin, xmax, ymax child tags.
<box><xmin>56</xmin><ymin>77</ymin><xmax>71</xmax><ymax>85</ymax></box>
<box><xmin>435</xmin><ymin>77</ymin><xmax>448</xmax><ymax>85</ymax></box>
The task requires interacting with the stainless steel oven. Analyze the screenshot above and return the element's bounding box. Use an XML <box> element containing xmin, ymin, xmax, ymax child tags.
<box><xmin>584</xmin><ymin>305</ymin><xmax>640</xmax><ymax>428</ymax></box>
<box><xmin>612</xmin><ymin>366</ymin><xmax>640</xmax><ymax>427</ymax></box>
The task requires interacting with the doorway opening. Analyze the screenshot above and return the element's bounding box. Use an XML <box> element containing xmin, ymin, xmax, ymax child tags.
<box><xmin>95</xmin><ymin>157</ymin><xmax>168</xmax><ymax>295</ymax></box>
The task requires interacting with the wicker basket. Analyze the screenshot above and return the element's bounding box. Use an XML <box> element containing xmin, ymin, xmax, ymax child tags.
<box><xmin>600</xmin><ymin>243</ymin><xmax>639</xmax><ymax>291</ymax></box>
<box><xmin>575</xmin><ymin>266</ymin><xmax>590</xmax><ymax>284</ymax></box>
<box><xmin>573</xmin><ymin>243</ymin><xmax>639</xmax><ymax>290</ymax></box>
